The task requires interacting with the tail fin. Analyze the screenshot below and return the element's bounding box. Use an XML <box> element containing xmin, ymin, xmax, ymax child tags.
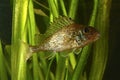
<box><xmin>25</xmin><ymin>46</ymin><xmax>33</xmax><ymax>61</ymax></box>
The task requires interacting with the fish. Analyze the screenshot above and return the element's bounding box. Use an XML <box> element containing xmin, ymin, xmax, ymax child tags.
<box><xmin>27</xmin><ymin>16</ymin><xmax>100</xmax><ymax>60</ymax></box>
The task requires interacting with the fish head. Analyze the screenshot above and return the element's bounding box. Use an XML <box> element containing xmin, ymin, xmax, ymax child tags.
<box><xmin>70</xmin><ymin>24</ymin><xmax>100</xmax><ymax>48</ymax></box>
<box><xmin>80</xmin><ymin>26</ymin><xmax>100</xmax><ymax>42</ymax></box>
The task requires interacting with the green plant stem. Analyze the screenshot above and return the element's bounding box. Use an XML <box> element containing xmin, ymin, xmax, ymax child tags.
<box><xmin>28</xmin><ymin>0</ymin><xmax>44</xmax><ymax>80</ymax></box>
<box><xmin>48</xmin><ymin>0</ymin><xmax>59</xmax><ymax>17</ymax></box>
<box><xmin>0</xmin><ymin>40</ymin><xmax>8</xmax><ymax>80</ymax></box>
<box><xmin>68</xmin><ymin>0</ymin><xmax>79</xmax><ymax>19</ymax></box>
<box><xmin>11</xmin><ymin>0</ymin><xmax>29</xmax><ymax>80</ymax></box>
<box><xmin>59</xmin><ymin>0</ymin><xmax>67</xmax><ymax>16</ymax></box>
<box><xmin>89</xmin><ymin>0</ymin><xmax>98</xmax><ymax>26</ymax></box>
<box><xmin>34</xmin><ymin>0</ymin><xmax>49</xmax><ymax>10</ymax></box>
<box><xmin>45</xmin><ymin>58</ymin><xmax>54</xmax><ymax>80</ymax></box>
<box><xmin>56</xmin><ymin>56</ymin><xmax>66</xmax><ymax>80</ymax></box>
<box><xmin>89</xmin><ymin>0</ymin><xmax>111</xmax><ymax>80</ymax></box>
<box><xmin>69</xmin><ymin>53</ymin><xmax>76</xmax><ymax>69</ymax></box>
<box><xmin>72</xmin><ymin>46</ymin><xmax>91</xmax><ymax>80</ymax></box>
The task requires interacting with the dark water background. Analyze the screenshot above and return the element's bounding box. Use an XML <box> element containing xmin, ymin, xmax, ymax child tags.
<box><xmin>103</xmin><ymin>0</ymin><xmax>120</xmax><ymax>80</ymax></box>
<box><xmin>0</xmin><ymin>0</ymin><xmax>120</xmax><ymax>80</ymax></box>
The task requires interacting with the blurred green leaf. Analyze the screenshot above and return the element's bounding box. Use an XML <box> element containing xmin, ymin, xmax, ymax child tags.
<box><xmin>0</xmin><ymin>40</ymin><xmax>8</xmax><ymax>80</ymax></box>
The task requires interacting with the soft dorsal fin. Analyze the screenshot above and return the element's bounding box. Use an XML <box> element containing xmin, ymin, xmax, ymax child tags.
<box><xmin>45</xmin><ymin>16</ymin><xmax>74</xmax><ymax>37</ymax></box>
<box><xmin>34</xmin><ymin>34</ymin><xmax>47</xmax><ymax>45</ymax></box>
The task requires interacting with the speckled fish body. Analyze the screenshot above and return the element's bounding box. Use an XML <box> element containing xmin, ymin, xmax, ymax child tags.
<box><xmin>30</xmin><ymin>18</ymin><xmax>100</xmax><ymax>53</ymax></box>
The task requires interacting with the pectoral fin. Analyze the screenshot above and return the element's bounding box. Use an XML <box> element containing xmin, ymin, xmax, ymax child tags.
<box><xmin>59</xmin><ymin>49</ymin><xmax>73</xmax><ymax>57</ymax></box>
<box><xmin>73</xmin><ymin>48</ymin><xmax>82</xmax><ymax>55</ymax></box>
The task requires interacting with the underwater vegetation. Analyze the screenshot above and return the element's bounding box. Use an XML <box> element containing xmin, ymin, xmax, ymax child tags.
<box><xmin>0</xmin><ymin>0</ymin><xmax>111</xmax><ymax>80</ymax></box>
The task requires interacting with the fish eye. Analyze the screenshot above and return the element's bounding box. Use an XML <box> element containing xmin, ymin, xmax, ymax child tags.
<box><xmin>83</xmin><ymin>27</ymin><xmax>89</xmax><ymax>33</ymax></box>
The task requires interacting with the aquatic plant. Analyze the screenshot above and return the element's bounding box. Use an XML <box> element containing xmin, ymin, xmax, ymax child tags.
<box><xmin>0</xmin><ymin>0</ymin><xmax>111</xmax><ymax>80</ymax></box>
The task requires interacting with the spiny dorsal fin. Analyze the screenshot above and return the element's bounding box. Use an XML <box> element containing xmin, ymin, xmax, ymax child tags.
<box><xmin>45</xmin><ymin>16</ymin><xmax>74</xmax><ymax>36</ymax></box>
